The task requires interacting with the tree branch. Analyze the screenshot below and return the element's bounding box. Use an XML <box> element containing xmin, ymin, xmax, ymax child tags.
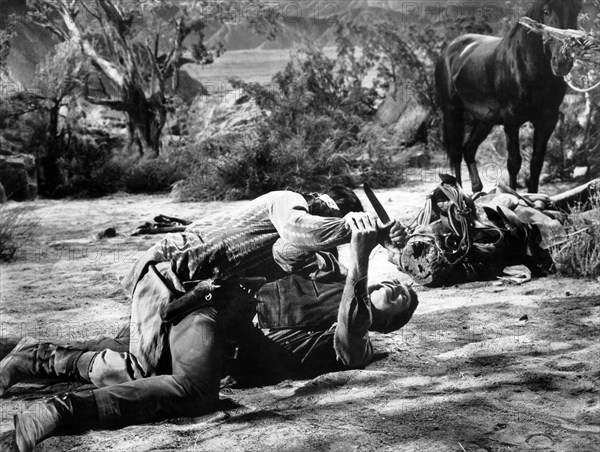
<box><xmin>85</xmin><ymin>95</ymin><xmax>126</xmax><ymax>110</ymax></box>
<box><xmin>33</xmin><ymin>0</ymin><xmax>126</xmax><ymax>88</ymax></box>
<box><xmin>96</xmin><ymin>0</ymin><xmax>132</xmax><ymax>37</ymax></box>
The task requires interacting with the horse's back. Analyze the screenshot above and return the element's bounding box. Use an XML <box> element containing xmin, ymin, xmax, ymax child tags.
<box><xmin>437</xmin><ymin>34</ymin><xmax>504</xmax><ymax>120</ymax></box>
<box><xmin>448</xmin><ymin>34</ymin><xmax>500</xmax><ymax>51</ymax></box>
<box><xmin>444</xmin><ymin>34</ymin><xmax>500</xmax><ymax>77</ymax></box>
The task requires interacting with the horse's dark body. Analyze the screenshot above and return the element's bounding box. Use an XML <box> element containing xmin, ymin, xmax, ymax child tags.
<box><xmin>435</xmin><ymin>0</ymin><xmax>582</xmax><ymax>193</ymax></box>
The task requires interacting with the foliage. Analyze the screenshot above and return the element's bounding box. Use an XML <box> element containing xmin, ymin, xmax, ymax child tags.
<box><xmin>580</xmin><ymin>93</ymin><xmax>600</xmax><ymax>178</ymax></box>
<box><xmin>174</xmin><ymin>45</ymin><xmax>404</xmax><ymax>200</ymax></box>
<box><xmin>1</xmin><ymin>41</ymin><xmax>89</xmax><ymax>195</ymax></box>
<box><xmin>542</xmin><ymin>0</ymin><xmax>600</xmax><ymax>181</ymax></box>
<box><xmin>122</xmin><ymin>157</ymin><xmax>183</xmax><ymax>193</ymax></box>
<box><xmin>34</xmin><ymin>41</ymin><xmax>84</xmax><ymax>106</ymax></box>
<box><xmin>338</xmin><ymin>16</ymin><xmax>493</xmax><ymax>111</ymax></box>
<box><xmin>0</xmin><ymin>107</ymin><xmax>49</xmax><ymax>165</ymax></box>
<box><xmin>26</xmin><ymin>0</ymin><xmax>277</xmax><ymax>157</ymax></box>
<box><xmin>574</xmin><ymin>0</ymin><xmax>600</xmax><ymax>179</ymax></box>
<box><xmin>552</xmin><ymin>195</ymin><xmax>600</xmax><ymax>278</ymax></box>
<box><xmin>0</xmin><ymin>205</ymin><xmax>37</xmax><ymax>262</ymax></box>
<box><xmin>53</xmin><ymin>128</ymin><xmax>125</xmax><ymax>197</ymax></box>
<box><xmin>174</xmin><ymin>14</ymin><xmax>495</xmax><ymax>201</ymax></box>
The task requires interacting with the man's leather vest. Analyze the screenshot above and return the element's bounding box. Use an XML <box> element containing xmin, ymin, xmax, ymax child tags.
<box><xmin>255</xmin><ymin>275</ymin><xmax>345</xmax><ymax>330</ymax></box>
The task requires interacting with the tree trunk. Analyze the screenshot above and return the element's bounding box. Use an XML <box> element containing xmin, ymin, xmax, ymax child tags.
<box><xmin>40</xmin><ymin>100</ymin><xmax>63</xmax><ymax>196</ymax></box>
<box><xmin>124</xmin><ymin>85</ymin><xmax>166</xmax><ymax>159</ymax></box>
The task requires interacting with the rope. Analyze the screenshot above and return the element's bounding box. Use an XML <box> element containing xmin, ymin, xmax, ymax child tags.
<box><xmin>564</xmin><ymin>73</ymin><xmax>600</xmax><ymax>93</ymax></box>
<box><xmin>406</xmin><ymin>182</ymin><xmax>474</xmax><ymax>266</ymax></box>
<box><xmin>437</xmin><ymin>184</ymin><xmax>473</xmax><ymax>261</ymax></box>
<box><xmin>415</xmin><ymin>195</ymin><xmax>433</xmax><ymax>228</ymax></box>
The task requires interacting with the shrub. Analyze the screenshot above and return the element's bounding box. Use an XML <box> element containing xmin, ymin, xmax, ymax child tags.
<box><xmin>54</xmin><ymin>129</ymin><xmax>125</xmax><ymax>198</ymax></box>
<box><xmin>543</xmin><ymin>0</ymin><xmax>600</xmax><ymax>182</ymax></box>
<box><xmin>552</xmin><ymin>195</ymin><xmax>600</xmax><ymax>278</ymax></box>
<box><xmin>343</xmin><ymin>17</ymin><xmax>492</xmax><ymax>112</ymax></box>
<box><xmin>174</xmin><ymin>45</ymin><xmax>407</xmax><ymax>201</ymax></box>
<box><xmin>571</xmin><ymin>0</ymin><xmax>600</xmax><ymax>179</ymax></box>
<box><xmin>122</xmin><ymin>158</ymin><xmax>183</xmax><ymax>193</ymax></box>
<box><xmin>573</xmin><ymin>90</ymin><xmax>600</xmax><ymax>179</ymax></box>
<box><xmin>0</xmin><ymin>205</ymin><xmax>37</xmax><ymax>262</ymax></box>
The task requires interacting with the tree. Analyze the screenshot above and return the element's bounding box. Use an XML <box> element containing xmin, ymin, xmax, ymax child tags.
<box><xmin>33</xmin><ymin>41</ymin><xmax>86</xmax><ymax>192</ymax></box>
<box><xmin>338</xmin><ymin>17</ymin><xmax>492</xmax><ymax>111</ymax></box>
<box><xmin>0</xmin><ymin>40</ymin><xmax>84</xmax><ymax>194</ymax></box>
<box><xmin>26</xmin><ymin>0</ymin><xmax>275</xmax><ymax>158</ymax></box>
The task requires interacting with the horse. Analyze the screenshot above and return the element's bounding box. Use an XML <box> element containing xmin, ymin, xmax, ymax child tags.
<box><xmin>435</xmin><ymin>0</ymin><xmax>582</xmax><ymax>193</ymax></box>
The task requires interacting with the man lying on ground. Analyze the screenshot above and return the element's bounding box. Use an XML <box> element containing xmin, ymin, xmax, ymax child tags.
<box><xmin>1</xmin><ymin>212</ymin><xmax>417</xmax><ymax>452</ymax></box>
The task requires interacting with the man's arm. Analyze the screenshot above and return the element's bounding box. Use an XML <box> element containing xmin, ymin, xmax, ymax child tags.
<box><xmin>272</xmin><ymin>239</ymin><xmax>347</xmax><ymax>282</ymax></box>
<box><xmin>269</xmin><ymin>192</ymin><xmax>352</xmax><ymax>251</ymax></box>
<box><xmin>333</xmin><ymin>213</ymin><xmax>378</xmax><ymax>368</ymax></box>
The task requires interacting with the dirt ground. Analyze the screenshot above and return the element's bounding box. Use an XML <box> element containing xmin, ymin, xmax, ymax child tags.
<box><xmin>1</xmin><ymin>175</ymin><xmax>599</xmax><ymax>452</ymax></box>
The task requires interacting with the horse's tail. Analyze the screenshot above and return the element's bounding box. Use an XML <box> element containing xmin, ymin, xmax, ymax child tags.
<box><xmin>434</xmin><ymin>53</ymin><xmax>456</xmax><ymax>147</ymax></box>
<box><xmin>434</xmin><ymin>46</ymin><xmax>458</xmax><ymax>110</ymax></box>
<box><xmin>434</xmin><ymin>47</ymin><xmax>465</xmax><ymax>175</ymax></box>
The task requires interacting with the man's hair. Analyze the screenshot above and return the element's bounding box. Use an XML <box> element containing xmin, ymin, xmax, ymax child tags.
<box><xmin>325</xmin><ymin>185</ymin><xmax>364</xmax><ymax>216</ymax></box>
<box><xmin>300</xmin><ymin>185</ymin><xmax>364</xmax><ymax>218</ymax></box>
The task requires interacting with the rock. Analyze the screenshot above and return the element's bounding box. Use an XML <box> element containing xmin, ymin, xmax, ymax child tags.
<box><xmin>188</xmin><ymin>89</ymin><xmax>262</xmax><ymax>142</ymax></box>
<box><xmin>97</xmin><ymin>227</ymin><xmax>117</xmax><ymax>239</ymax></box>
<box><xmin>169</xmin><ymin>68</ymin><xmax>208</xmax><ymax>105</ymax></box>
<box><xmin>0</xmin><ymin>154</ymin><xmax>38</xmax><ymax>201</ymax></box>
<box><xmin>376</xmin><ymin>82</ymin><xmax>431</xmax><ymax>146</ymax></box>
<box><xmin>573</xmin><ymin>166</ymin><xmax>589</xmax><ymax>179</ymax></box>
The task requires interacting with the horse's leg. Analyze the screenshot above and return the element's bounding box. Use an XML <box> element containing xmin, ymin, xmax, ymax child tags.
<box><xmin>442</xmin><ymin>104</ymin><xmax>465</xmax><ymax>186</ymax></box>
<box><xmin>463</xmin><ymin>121</ymin><xmax>493</xmax><ymax>193</ymax></box>
<box><xmin>505</xmin><ymin>124</ymin><xmax>521</xmax><ymax>190</ymax></box>
<box><xmin>530</xmin><ymin>115</ymin><xmax>559</xmax><ymax>193</ymax></box>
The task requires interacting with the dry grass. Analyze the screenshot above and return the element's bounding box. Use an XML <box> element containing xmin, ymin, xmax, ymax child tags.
<box><xmin>552</xmin><ymin>194</ymin><xmax>600</xmax><ymax>278</ymax></box>
<box><xmin>0</xmin><ymin>204</ymin><xmax>37</xmax><ymax>262</ymax></box>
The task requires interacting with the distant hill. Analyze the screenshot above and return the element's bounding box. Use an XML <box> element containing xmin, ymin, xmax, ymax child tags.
<box><xmin>3</xmin><ymin>0</ymin><xmax>598</xmax><ymax>85</ymax></box>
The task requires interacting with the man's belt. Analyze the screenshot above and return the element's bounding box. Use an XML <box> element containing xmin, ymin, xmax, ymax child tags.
<box><xmin>160</xmin><ymin>277</ymin><xmax>267</xmax><ymax>325</ymax></box>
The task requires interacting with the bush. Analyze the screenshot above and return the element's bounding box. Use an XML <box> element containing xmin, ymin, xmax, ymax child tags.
<box><xmin>51</xmin><ymin>128</ymin><xmax>126</xmax><ymax>198</ymax></box>
<box><xmin>543</xmin><ymin>0</ymin><xmax>600</xmax><ymax>182</ymax></box>
<box><xmin>573</xmin><ymin>90</ymin><xmax>600</xmax><ymax>179</ymax></box>
<box><xmin>552</xmin><ymin>195</ymin><xmax>600</xmax><ymax>278</ymax></box>
<box><xmin>175</xmin><ymin>45</ymin><xmax>406</xmax><ymax>201</ymax></box>
<box><xmin>122</xmin><ymin>158</ymin><xmax>183</xmax><ymax>193</ymax></box>
<box><xmin>0</xmin><ymin>205</ymin><xmax>37</xmax><ymax>262</ymax></box>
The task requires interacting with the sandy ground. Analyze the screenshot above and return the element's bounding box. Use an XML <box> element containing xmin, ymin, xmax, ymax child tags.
<box><xmin>1</xmin><ymin>175</ymin><xmax>599</xmax><ymax>452</ymax></box>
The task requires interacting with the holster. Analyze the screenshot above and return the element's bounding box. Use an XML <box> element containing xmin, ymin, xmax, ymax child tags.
<box><xmin>160</xmin><ymin>279</ymin><xmax>216</xmax><ymax>325</ymax></box>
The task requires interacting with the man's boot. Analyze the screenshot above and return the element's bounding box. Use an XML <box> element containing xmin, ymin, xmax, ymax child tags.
<box><xmin>14</xmin><ymin>391</ymin><xmax>98</xmax><ymax>452</ymax></box>
<box><xmin>0</xmin><ymin>337</ymin><xmax>95</xmax><ymax>396</ymax></box>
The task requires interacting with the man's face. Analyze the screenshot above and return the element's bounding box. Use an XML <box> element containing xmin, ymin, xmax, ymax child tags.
<box><xmin>369</xmin><ymin>281</ymin><xmax>417</xmax><ymax>333</ymax></box>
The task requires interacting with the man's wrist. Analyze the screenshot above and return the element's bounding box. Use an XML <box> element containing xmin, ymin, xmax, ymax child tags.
<box><xmin>348</xmin><ymin>255</ymin><xmax>369</xmax><ymax>278</ymax></box>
